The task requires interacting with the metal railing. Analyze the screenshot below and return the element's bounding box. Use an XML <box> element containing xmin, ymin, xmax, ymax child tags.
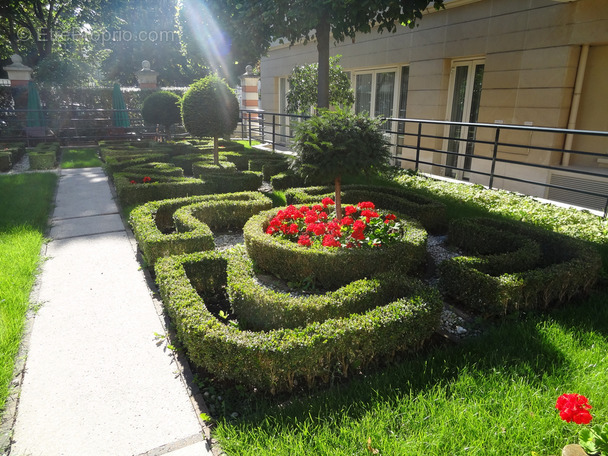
<box><xmin>237</xmin><ymin>109</ymin><xmax>608</xmax><ymax>216</ymax></box>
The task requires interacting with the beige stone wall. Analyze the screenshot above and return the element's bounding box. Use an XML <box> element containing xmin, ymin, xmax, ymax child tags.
<box><xmin>260</xmin><ymin>0</ymin><xmax>608</xmax><ymax>198</ymax></box>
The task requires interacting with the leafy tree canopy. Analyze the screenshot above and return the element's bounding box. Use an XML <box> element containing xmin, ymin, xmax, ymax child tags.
<box><xmin>287</xmin><ymin>55</ymin><xmax>354</xmax><ymax>114</ymax></box>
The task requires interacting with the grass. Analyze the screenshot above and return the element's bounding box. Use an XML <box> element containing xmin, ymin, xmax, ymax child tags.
<box><xmin>60</xmin><ymin>147</ymin><xmax>102</xmax><ymax>169</ymax></box>
<box><xmin>0</xmin><ymin>173</ymin><xmax>57</xmax><ymax>412</ymax></box>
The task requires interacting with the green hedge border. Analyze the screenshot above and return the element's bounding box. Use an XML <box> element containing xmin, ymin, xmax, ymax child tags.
<box><xmin>123</xmin><ymin>162</ymin><xmax>184</xmax><ymax>177</ymax></box>
<box><xmin>114</xmin><ymin>172</ymin><xmax>210</xmax><ymax>206</ymax></box>
<box><xmin>155</xmin><ymin>248</ymin><xmax>443</xmax><ymax>393</ymax></box>
<box><xmin>243</xmin><ymin>207</ymin><xmax>428</xmax><ymax>289</ymax></box>
<box><xmin>227</xmin><ymin>245</ymin><xmax>428</xmax><ymax>331</ymax></box>
<box><xmin>285</xmin><ymin>184</ymin><xmax>447</xmax><ymax>232</ymax></box>
<box><xmin>439</xmin><ymin>217</ymin><xmax>602</xmax><ymax>315</ymax></box>
<box><xmin>129</xmin><ymin>191</ymin><xmax>272</xmax><ymax>266</ymax></box>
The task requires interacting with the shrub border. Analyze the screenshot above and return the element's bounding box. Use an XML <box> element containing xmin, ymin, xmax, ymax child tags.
<box><xmin>155</xmin><ymin>248</ymin><xmax>443</xmax><ymax>393</ymax></box>
<box><xmin>129</xmin><ymin>191</ymin><xmax>272</xmax><ymax>266</ymax></box>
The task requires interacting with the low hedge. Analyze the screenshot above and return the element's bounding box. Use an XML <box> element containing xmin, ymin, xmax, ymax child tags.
<box><xmin>270</xmin><ymin>172</ymin><xmax>306</xmax><ymax>190</ymax></box>
<box><xmin>123</xmin><ymin>162</ymin><xmax>184</xmax><ymax>177</ymax></box>
<box><xmin>0</xmin><ymin>151</ymin><xmax>11</xmax><ymax>171</ymax></box>
<box><xmin>155</xmin><ymin>248</ymin><xmax>443</xmax><ymax>393</ymax></box>
<box><xmin>438</xmin><ymin>217</ymin><xmax>602</xmax><ymax>315</ymax></box>
<box><xmin>193</xmin><ymin>161</ymin><xmax>238</xmax><ymax>177</ymax></box>
<box><xmin>243</xmin><ymin>207</ymin><xmax>428</xmax><ymax>290</ymax></box>
<box><xmin>28</xmin><ymin>143</ymin><xmax>60</xmax><ymax>170</ymax></box>
<box><xmin>285</xmin><ymin>184</ymin><xmax>447</xmax><ymax>232</ymax></box>
<box><xmin>172</xmin><ymin>154</ymin><xmax>210</xmax><ymax>176</ymax></box>
<box><xmin>114</xmin><ymin>172</ymin><xmax>210</xmax><ymax>206</ymax></box>
<box><xmin>129</xmin><ymin>191</ymin><xmax>272</xmax><ymax>266</ymax></box>
<box><xmin>226</xmin><ymin>245</ymin><xmax>426</xmax><ymax>331</ymax></box>
<box><xmin>204</xmin><ymin>170</ymin><xmax>263</xmax><ymax>194</ymax></box>
<box><xmin>104</xmin><ymin>153</ymin><xmax>171</xmax><ymax>174</ymax></box>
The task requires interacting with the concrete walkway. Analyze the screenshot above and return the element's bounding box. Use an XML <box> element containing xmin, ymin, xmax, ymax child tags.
<box><xmin>8</xmin><ymin>168</ymin><xmax>213</xmax><ymax>456</ymax></box>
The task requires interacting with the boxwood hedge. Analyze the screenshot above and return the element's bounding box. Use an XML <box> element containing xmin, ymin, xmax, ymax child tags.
<box><xmin>226</xmin><ymin>245</ymin><xmax>429</xmax><ymax>331</ymax></box>
<box><xmin>439</xmin><ymin>217</ymin><xmax>601</xmax><ymax>315</ymax></box>
<box><xmin>129</xmin><ymin>191</ymin><xmax>271</xmax><ymax>266</ymax></box>
<box><xmin>285</xmin><ymin>184</ymin><xmax>447</xmax><ymax>233</ymax></box>
<box><xmin>114</xmin><ymin>172</ymin><xmax>210</xmax><ymax>206</ymax></box>
<box><xmin>243</xmin><ymin>207</ymin><xmax>427</xmax><ymax>290</ymax></box>
<box><xmin>123</xmin><ymin>162</ymin><xmax>184</xmax><ymax>177</ymax></box>
<box><xmin>155</xmin><ymin>248</ymin><xmax>443</xmax><ymax>393</ymax></box>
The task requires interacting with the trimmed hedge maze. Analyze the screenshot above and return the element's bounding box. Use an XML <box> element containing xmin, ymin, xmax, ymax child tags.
<box><xmin>439</xmin><ymin>217</ymin><xmax>601</xmax><ymax>316</ymax></box>
<box><xmin>129</xmin><ymin>191</ymin><xmax>272</xmax><ymax>266</ymax></box>
<box><xmin>155</xmin><ymin>246</ymin><xmax>443</xmax><ymax>394</ymax></box>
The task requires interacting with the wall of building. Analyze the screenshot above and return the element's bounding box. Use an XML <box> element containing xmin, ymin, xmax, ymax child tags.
<box><xmin>260</xmin><ymin>0</ymin><xmax>608</xmax><ymax>200</ymax></box>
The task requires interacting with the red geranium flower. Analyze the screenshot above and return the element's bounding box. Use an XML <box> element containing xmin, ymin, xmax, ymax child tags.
<box><xmin>358</xmin><ymin>201</ymin><xmax>375</xmax><ymax>209</ymax></box>
<box><xmin>344</xmin><ymin>205</ymin><xmax>357</xmax><ymax>216</ymax></box>
<box><xmin>297</xmin><ymin>234</ymin><xmax>312</xmax><ymax>247</ymax></box>
<box><xmin>288</xmin><ymin>223</ymin><xmax>299</xmax><ymax>235</ymax></box>
<box><xmin>341</xmin><ymin>216</ymin><xmax>354</xmax><ymax>226</ymax></box>
<box><xmin>130</xmin><ymin>180</ymin><xmax>136</xmax><ymax>184</ymax></box>
<box><xmin>143</xmin><ymin>176</ymin><xmax>152</xmax><ymax>183</ymax></box>
<box><xmin>321</xmin><ymin>197</ymin><xmax>335</xmax><ymax>207</ymax></box>
<box><xmin>556</xmin><ymin>393</ymin><xmax>593</xmax><ymax>425</ymax></box>
<box><xmin>322</xmin><ymin>234</ymin><xmax>340</xmax><ymax>247</ymax></box>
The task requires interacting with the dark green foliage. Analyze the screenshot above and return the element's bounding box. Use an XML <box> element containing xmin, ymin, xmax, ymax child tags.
<box><xmin>104</xmin><ymin>154</ymin><xmax>172</xmax><ymax>174</ymax></box>
<box><xmin>28</xmin><ymin>142</ymin><xmax>60</xmax><ymax>170</ymax></box>
<box><xmin>0</xmin><ymin>143</ymin><xmax>26</xmax><ymax>171</ymax></box>
<box><xmin>285</xmin><ymin>184</ymin><xmax>447</xmax><ymax>233</ymax></box>
<box><xmin>123</xmin><ymin>162</ymin><xmax>184</xmax><ymax>178</ymax></box>
<box><xmin>129</xmin><ymin>192</ymin><xmax>271</xmax><ymax>266</ymax></box>
<box><xmin>227</xmin><ymin>246</ymin><xmax>427</xmax><ymax>331</ymax></box>
<box><xmin>243</xmin><ymin>208</ymin><xmax>427</xmax><ymax>290</ymax></box>
<box><xmin>193</xmin><ymin>161</ymin><xmax>238</xmax><ymax>177</ymax></box>
<box><xmin>141</xmin><ymin>91</ymin><xmax>182</xmax><ymax>129</ymax></box>
<box><xmin>154</xmin><ymin>248</ymin><xmax>443</xmax><ymax>393</ymax></box>
<box><xmin>113</xmin><ymin>172</ymin><xmax>211</xmax><ymax>206</ymax></box>
<box><xmin>270</xmin><ymin>172</ymin><xmax>306</xmax><ymax>190</ymax></box>
<box><xmin>0</xmin><ymin>152</ymin><xmax>11</xmax><ymax>172</ymax></box>
<box><xmin>439</xmin><ymin>217</ymin><xmax>602</xmax><ymax>315</ymax></box>
<box><xmin>291</xmin><ymin>109</ymin><xmax>391</xmax><ymax>183</ymax></box>
<box><xmin>204</xmin><ymin>171</ymin><xmax>263</xmax><ymax>194</ymax></box>
<box><xmin>181</xmin><ymin>75</ymin><xmax>239</xmax><ymax>139</ymax></box>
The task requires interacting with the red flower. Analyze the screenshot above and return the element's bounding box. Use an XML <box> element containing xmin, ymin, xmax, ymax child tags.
<box><xmin>385</xmin><ymin>213</ymin><xmax>397</xmax><ymax>221</ymax></box>
<box><xmin>353</xmin><ymin>220</ymin><xmax>366</xmax><ymax>231</ymax></box>
<box><xmin>360</xmin><ymin>209</ymin><xmax>379</xmax><ymax>222</ymax></box>
<box><xmin>299</xmin><ymin>205</ymin><xmax>310</xmax><ymax>212</ymax></box>
<box><xmin>318</xmin><ymin>212</ymin><xmax>328</xmax><ymax>220</ymax></box>
<box><xmin>288</xmin><ymin>223</ymin><xmax>299</xmax><ymax>235</ymax></box>
<box><xmin>305</xmin><ymin>212</ymin><xmax>318</xmax><ymax>224</ymax></box>
<box><xmin>297</xmin><ymin>234</ymin><xmax>312</xmax><ymax>247</ymax></box>
<box><xmin>312</xmin><ymin>204</ymin><xmax>324</xmax><ymax>212</ymax></box>
<box><xmin>130</xmin><ymin>180</ymin><xmax>136</xmax><ymax>184</ymax></box>
<box><xmin>556</xmin><ymin>394</ymin><xmax>593</xmax><ymax>425</ymax></box>
<box><xmin>358</xmin><ymin>201</ymin><xmax>375</xmax><ymax>209</ymax></box>
<box><xmin>344</xmin><ymin>205</ymin><xmax>357</xmax><ymax>216</ymax></box>
<box><xmin>322</xmin><ymin>234</ymin><xmax>340</xmax><ymax>247</ymax></box>
<box><xmin>321</xmin><ymin>197</ymin><xmax>335</xmax><ymax>207</ymax></box>
<box><xmin>143</xmin><ymin>176</ymin><xmax>152</xmax><ymax>183</ymax></box>
<box><xmin>312</xmin><ymin>223</ymin><xmax>326</xmax><ymax>236</ymax></box>
<box><xmin>266</xmin><ymin>226</ymin><xmax>276</xmax><ymax>234</ymax></box>
<box><xmin>341</xmin><ymin>216</ymin><xmax>354</xmax><ymax>226</ymax></box>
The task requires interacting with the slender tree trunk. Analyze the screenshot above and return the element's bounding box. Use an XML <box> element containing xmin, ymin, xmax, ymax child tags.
<box><xmin>213</xmin><ymin>135</ymin><xmax>219</xmax><ymax>165</ymax></box>
<box><xmin>316</xmin><ymin>17</ymin><xmax>330</xmax><ymax>110</ymax></box>
<box><xmin>335</xmin><ymin>175</ymin><xmax>342</xmax><ymax>220</ymax></box>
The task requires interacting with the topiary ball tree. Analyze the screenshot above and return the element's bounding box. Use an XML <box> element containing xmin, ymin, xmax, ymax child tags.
<box><xmin>141</xmin><ymin>91</ymin><xmax>182</xmax><ymax>139</ymax></box>
<box><xmin>291</xmin><ymin>109</ymin><xmax>391</xmax><ymax>219</ymax></box>
<box><xmin>181</xmin><ymin>74</ymin><xmax>240</xmax><ymax>165</ymax></box>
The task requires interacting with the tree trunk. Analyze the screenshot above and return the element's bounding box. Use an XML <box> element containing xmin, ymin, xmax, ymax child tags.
<box><xmin>213</xmin><ymin>135</ymin><xmax>219</xmax><ymax>165</ymax></box>
<box><xmin>316</xmin><ymin>17</ymin><xmax>330</xmax><ymax>110</ymax></box>
<box><xmin>335</xmin><ymin>175</ymin><xmax>342</xmax><ymax>220</ymax></box>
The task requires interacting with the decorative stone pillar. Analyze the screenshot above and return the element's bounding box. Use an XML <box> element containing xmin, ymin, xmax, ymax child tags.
<box><xmin>239</xmin><ymin>65</ymin><xmax>260</xmax><ymax>110</ymax></box>
<box><xmin>135</xmin><ymin>60</ymin><xmax>158</xmax><ymax>89</ymax></box>
<box><xmin>3</xmin><ymin>55</ymin><xmax>33</xmax><ymax>87</ymax></box>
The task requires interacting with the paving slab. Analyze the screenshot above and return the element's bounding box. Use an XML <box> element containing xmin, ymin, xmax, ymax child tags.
<box><xmin>52</xmin><ymin>168</ymin><xmax>118</xmax><ymax>219</ymax></box>
<box><xmin>10</xmin><ymin>168</ymin><xmax>210</xmax><ymax>456</ymax></box>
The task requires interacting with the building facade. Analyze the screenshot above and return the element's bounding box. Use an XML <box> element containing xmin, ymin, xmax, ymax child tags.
<box><xmin>259</xmin><ymin>0</ymin><xmax>608</xmax><ymax>209</ymax></box>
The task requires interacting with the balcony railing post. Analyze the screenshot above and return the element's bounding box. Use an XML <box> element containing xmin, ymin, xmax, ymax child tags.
<box><xmin>488</xmin><ymin>127</ymin><xmax>501</xmax><ymax>189</ymax></box>
<box><xmin>272</xmin><ymin>114</ymin><xmax>276</xmax><ymax>151</ymax></box>
<box><xmin>261</xmin><ymin>113</ymin><xmax>265</xmax><ymax>143</ymax></box>
<box><xmin>415</xmin><ymin>122</ymin><xmax>422</xmax><ymax>172</ymax></box>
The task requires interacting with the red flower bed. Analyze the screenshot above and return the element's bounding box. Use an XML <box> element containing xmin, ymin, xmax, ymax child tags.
<box><xmin>265</xmin><ymin>198</ymin><xmax>404</xmax><ymax>249</ymax></box>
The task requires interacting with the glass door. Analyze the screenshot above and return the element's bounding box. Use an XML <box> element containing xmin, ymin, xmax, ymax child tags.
<box><xmin>445</xmin><ymin>60</ymin><xmax>484</xmax><ymax>179</ymax></box>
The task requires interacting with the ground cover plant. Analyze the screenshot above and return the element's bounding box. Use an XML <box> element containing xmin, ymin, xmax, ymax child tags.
<box><xmin>194</xmin><ymin>172</ymin><xmax>608</xmax><ymax>456</ymax></box>
<box><xmin>0</xmin><ymin>173</ymin><xmax>57</xmax><ymax>412</ymax></box>
<box><xmin>60</xmin><ymin>147</ymin><xmax>102</xmax><ymax>169</ymax></box>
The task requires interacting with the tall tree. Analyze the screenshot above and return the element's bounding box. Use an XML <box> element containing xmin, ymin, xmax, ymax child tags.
<box><xmin>203</xmin><ymin>0</ymin><xmax>445</xmax><ymax>108</ymax></box>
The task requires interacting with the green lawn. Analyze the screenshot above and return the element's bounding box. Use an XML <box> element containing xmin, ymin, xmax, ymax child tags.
<box><xmin>0</xmin><ymin>173</ymin><xmax>57</xmax><ymax>412</ymax></box>
<box><xmin>61</xmin><ymin>147</ymin><xmax>102</xmax><ymax>169</ymax></box>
